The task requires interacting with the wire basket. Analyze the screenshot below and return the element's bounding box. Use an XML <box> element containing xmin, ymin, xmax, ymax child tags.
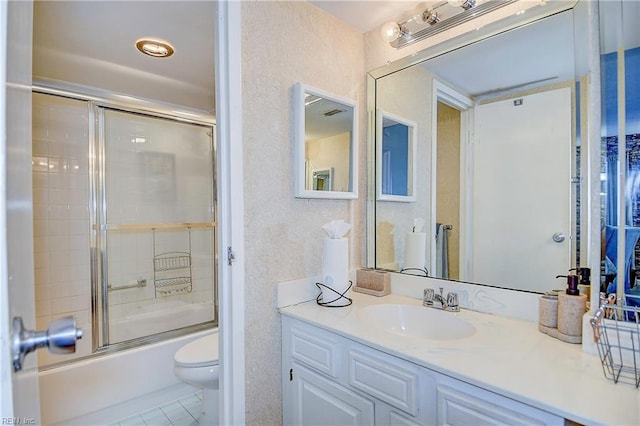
<box><xmin>590</xmin><ymin>295</ymin><xmax>640</xmax><ymax>388</ymax></box>
<box><xmin>153</xmin><ymin>252</ymin><xmax>191</xmax><ymax>271</ymax></box>
<box><xmin>153</xmin><ymin>251</ymin><xmax>192</xmax><ymax>296</ymax></box>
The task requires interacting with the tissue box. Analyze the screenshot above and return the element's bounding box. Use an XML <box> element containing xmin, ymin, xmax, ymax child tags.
<box><xmin>353</xmin><ymin>268</ymin><xmax>390</xmax><ymax>297</ymax></box>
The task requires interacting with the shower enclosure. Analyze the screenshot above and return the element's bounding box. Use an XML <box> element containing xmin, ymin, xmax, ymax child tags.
<box><xmin>32</xmin><ymin>89</ymin><xmax>217</xmax><ymax>367</ymax></box>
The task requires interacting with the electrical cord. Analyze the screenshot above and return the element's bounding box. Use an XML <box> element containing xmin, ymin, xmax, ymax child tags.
<box><xmin>315</xmin><ymin>281</ymin><xmax>353</xmax><ymax>307</ymax></box>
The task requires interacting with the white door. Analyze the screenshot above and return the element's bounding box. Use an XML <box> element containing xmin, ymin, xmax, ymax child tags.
<box><xmin>0</xmin><ymin>0</ymin><xmax>41</xmax><ymax>421</ymax></box>
<box><xmin>471</xmin><ymin>87</ymin><xmax>572</xmax><ymax>292</ymax></box>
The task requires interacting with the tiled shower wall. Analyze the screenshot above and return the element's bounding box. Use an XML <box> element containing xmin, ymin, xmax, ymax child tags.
<box><xmin>32</xmin><ymin>93</ymin><xmax>93</xmax><ymax>365</ymax></box>
<box><xmin>32</xmin><ymin>93</ymin><xmax>215</xmax><ymax>365</ymax></box>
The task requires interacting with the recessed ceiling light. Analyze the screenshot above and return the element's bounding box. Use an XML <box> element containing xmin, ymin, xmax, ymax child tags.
<box><xmin>135</xmin><ymin>38</ymin><xmax>174</xmax><ymax>58</ymax></box>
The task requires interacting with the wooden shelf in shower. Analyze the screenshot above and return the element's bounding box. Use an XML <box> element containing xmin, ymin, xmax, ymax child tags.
<box><xmin>94</xmin><ymin>222</ymin><xmax>216</xmax><ymax>231</ymax></box>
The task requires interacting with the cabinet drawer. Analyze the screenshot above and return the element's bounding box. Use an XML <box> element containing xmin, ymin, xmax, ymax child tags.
<box><xmin>290</xmin><ymin>324</ymin><xmax>340</xmax><ymax>377</ymax></box>
<box><xmin>437</xmin><ymin>382</ymin><xmax>563</xmax><ymax>426</ymax></box>
<box><xmin>348</xmin><ymin>349</ymin><xmax>419</xmax><ymax>416</ymax></box>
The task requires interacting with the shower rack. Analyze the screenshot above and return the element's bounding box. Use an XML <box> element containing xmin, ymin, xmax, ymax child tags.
<box><xmin>97</xmin><ymin>222</ymin><xmax>215</xmax><ymax>298</ymax></box>
<box><xmin>152</xmin><ymin>226</ymin><xmax>198</xmax><ymax>297</ymax></box>
<box><xmin>153</xmin><ymin>251</ymin><xmax>192</xmax><ymax>296</ymax></box>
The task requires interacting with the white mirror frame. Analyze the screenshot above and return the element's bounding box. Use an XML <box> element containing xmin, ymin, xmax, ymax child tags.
<box><xmin>294</xmin><ymin>82</ymin><xmax>358</xmax><ymax>199</ymax></box>
<box><xmin>376</xmin><ymin>109</ymin><xmax>417</xmax><ymax>202</ymax></box>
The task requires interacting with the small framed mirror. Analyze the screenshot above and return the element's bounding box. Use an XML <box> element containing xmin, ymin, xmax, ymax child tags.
<box><xmin>294</xmin><ymin>82</ymin><xmax>358</xmax><ymax>199</ymax></box>
<box><xmin>376</xmin><ymin>110</ymin><xmax>417</xmax><ymax>202</ymax></box>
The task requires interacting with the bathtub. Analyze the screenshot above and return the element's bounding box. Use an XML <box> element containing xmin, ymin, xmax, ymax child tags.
<box><xmin>39</xmin><ymin>315</ymin><xmax>216</xmax><ymax>424</ymax></box>
<box><xmin>109</xmin><ymin>301</ymin><xmax>215</xmax><ymax>343</ymax></box>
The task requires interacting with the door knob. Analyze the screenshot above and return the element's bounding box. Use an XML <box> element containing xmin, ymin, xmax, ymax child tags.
<box><xmin>12</xmin><ymin>316</ymin><xmax>83</xmax><ymax>372</ymax></box>
<box><xmin>552</xmin><ymin>232</ymin><xmax>566</xmax><ymax>243</ymax></box>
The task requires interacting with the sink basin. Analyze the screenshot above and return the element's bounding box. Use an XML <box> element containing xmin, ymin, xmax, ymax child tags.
<box><xmin>358</xmin><ymin>304</ymin><xmax>476</xmax><ymax>340</ymax></box>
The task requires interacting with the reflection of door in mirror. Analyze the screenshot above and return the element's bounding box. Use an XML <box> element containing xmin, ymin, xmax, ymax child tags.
<box><xmin>312</xmin><ymin>168</ymin><xmax>333</xmax><ymax>191</ymax></box>
<box><xmin>305</xmin><ymin>132</ymin><xmax>349</xmax><ymax>192</ymax></box>
<box><xmin>470</xmin><ymin>86</ymin><xmax>572</xmax><ymax>292</ymax></box>
<box><xmin>436</xmin><ymin>102</ymin><xmax>461</xmax><ymax>280</ymax></box>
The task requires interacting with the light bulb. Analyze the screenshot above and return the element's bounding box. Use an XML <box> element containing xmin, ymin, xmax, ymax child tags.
<box><xmin>448</xmin><ymin>0</ymin><xmax>476</xmax><ymax>10</ymax></box>
<box><xmin>381</xmin><ymin>21</ymin><xmax>401</xmax><ymax>42</ymax></box>
<box><xmin>424</xmin><ymin>10</ymin><xmax>440</xmax><ymax>25</ymax></box>
<box><xmin>412</xmin><ymin>2</ymin><xmax>429</xmax><ymax>22</ymax></box>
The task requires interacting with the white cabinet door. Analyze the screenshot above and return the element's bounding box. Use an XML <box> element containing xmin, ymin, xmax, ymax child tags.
<box><xmin>290</xmin><ymin>363</ymin><xmax>375</xmax><ymax>426</ymax></box>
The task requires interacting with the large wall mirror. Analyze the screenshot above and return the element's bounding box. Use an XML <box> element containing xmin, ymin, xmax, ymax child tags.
<box><xmin>369</xmin><ymin>0</ymin><xmax>591</xmax><ymax>294</ymax></box>
<box><xmin>294</xmin><ymin>82</ymin><xmax>358</xmax><ymax>199</ymax></box>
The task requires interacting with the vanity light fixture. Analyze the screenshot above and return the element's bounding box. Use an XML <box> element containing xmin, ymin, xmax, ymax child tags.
<box><xmin>382</xmin><ymin>0</ymin><xmax>521</xmax><ymax>49</ymax></box>
<box><xmin>448</xmin><ymin>0</ymin><xmax>477</xmax><ymax>10</ymax></box>
<box><xmin>417</xmin><ymin>9</ymin><xmax>441</xmax><ymax>25</ymax></box>
<box><xmin>135</xmin><ymin>38</ymin><xmax>175</xmax><ymax>58</ymax></box>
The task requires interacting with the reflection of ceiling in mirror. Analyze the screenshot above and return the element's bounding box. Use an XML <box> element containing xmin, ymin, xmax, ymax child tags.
<box><xmin>599</xmin><ymin>0</ymin><xmax>640</xmax><ymax>54</ymax></box>
<box><xmin>305</xmin><ymin>98</ymin><xmax>353</xmax><ymax>140</ymax></box>
<box><xmin>422</xmin><ymin>11</ymin><xmax>575</xmax><ymax>98</ymax></box>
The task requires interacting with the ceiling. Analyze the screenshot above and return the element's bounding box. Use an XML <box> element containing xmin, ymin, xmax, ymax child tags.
<box><xmin>33</xmin><ymin>1</ymin><xmax>216</xmax><ymax>114</ymax></box>
<box><xmin>423</xmin><ymin>10</ymin><xmax>575</xmax><ymax>98</ymax></box>
<box><xmin>31</xmin><ymin>0</ymin><xmax>436</xmax><ymax>114</ymax></box>
<box><xmin>34</xmin><ymin>0</ymin><xmax>408</xmax><ymax>114</ymax></box>
<box><xmin>31</xmin><ymin>1</ymin><xmax>586</xmax><ymax>114</ymax></box>
<box><xmin>309</xmin><ymin>0</ymin><xmax>425</xmax><ymax>33</ymax></box>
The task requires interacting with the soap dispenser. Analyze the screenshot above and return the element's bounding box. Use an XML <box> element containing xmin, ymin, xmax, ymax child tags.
<box><xmin>555</xmin><ymin>274</ymin><xmax>587</xmax><ymax>344</ymax></box>
<box><xmin>569</xmin><ymin>267</ymin><xmax>591</xmax><ymax>298</ymax></box>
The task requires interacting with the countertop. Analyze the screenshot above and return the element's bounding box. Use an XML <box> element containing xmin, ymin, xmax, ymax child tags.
<box><xmin>279</xmin><ymin>292</ymin><xmax>640</xmax><ymax>426</ymax></box>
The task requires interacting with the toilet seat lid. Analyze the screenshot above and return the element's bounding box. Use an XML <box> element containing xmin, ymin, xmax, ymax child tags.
<box><xmin>175</xmin><ymin>333</ymin><xmax>219</xmax><ymax>368</ymax></box>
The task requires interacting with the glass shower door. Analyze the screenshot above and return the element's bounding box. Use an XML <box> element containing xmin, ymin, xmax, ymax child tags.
<box><xmin>96</xmin><ymin>108</ymin><xmax>216</xmax><ymax>346</ymax></box>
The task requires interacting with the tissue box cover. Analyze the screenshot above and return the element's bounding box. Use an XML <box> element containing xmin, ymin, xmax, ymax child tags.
<box><xmin>354</xmin><ymin>268</ymin><xmax>390</xmax><ymax>297</ymax></box>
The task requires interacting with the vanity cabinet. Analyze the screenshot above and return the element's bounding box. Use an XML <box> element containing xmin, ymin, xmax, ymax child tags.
<box><xmin>282</xmin><ymin>316</ymin><xmax>563</xmax><ymax>426</ymax></box>
<box><xmin>282</xmin><ymin>316</ymin><xmax>436</xmax><ymax>425</ymax></box>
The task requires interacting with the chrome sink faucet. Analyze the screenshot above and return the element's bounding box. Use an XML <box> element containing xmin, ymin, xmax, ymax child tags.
<box><xmin>423</xmin><ymin>287</ymin><xmax>460</xmax><ymax>312</ymax></box>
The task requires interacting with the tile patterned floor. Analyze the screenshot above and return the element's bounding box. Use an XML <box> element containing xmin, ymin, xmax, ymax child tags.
<box><xmin>110</xmin><ymin>392</ymin><xmax>202</xmax><ymax>426</ymax></box>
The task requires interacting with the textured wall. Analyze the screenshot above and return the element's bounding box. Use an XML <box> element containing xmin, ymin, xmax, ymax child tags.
<box><xmin>241</xmin><ymin>2</ymin><xmax>364</xmax><ymax>424</ymax></box>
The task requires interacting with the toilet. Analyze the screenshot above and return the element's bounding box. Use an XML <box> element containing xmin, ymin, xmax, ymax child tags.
<box><xmin>174</xmin><ymin>332</ymin><xmax>220</xmax><ymax>426</ymax></box>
